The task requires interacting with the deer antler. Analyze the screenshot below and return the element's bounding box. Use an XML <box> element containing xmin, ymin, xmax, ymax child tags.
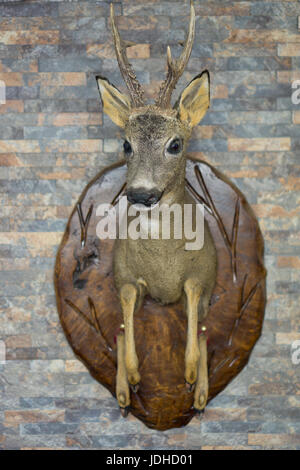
<box><xmin>155</xmin><ymin>0</ymin><xmax>195</xmax><ymax>108</ymax></box>
<box><xmin>110</xmin><ymin>3</ymin><xmax>145</xmax><ymax>108</ymax></box>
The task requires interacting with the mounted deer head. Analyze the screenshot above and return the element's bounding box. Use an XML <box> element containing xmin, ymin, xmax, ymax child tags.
<box><xmin>96</xmin><ymin>1</ymin><xmax>210</xmax><ymax>207</ymax></box>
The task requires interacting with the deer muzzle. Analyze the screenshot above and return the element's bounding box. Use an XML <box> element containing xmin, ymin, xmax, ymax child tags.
<box><xmin>126</xmin><ymin>188</ymin><xmax>162</xmax><ymax>207</ymax></box>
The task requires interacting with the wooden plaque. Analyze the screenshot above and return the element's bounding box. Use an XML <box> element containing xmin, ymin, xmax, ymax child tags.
<box><xmin>54</xmin><ymin>159</ymin><xmax>266</xmax><ymax>430</ymax></box>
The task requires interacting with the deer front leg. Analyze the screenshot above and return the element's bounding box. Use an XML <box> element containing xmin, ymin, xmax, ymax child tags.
<box><xmin>184</xmin><ymin>279</ymin><xmax>203</xmax><ymax>389</ymax></box>
<box><xmin>120</xmin><ymin>283</ymin><xmax>140</xmax><ymax>389</ymax></box>
<box><xmin>116</xmin><ymin>328</ymin><xmax>130</xmax><ymax>416</ymax></box>
<box><xmin>193</xmin><ymin>292</ymin><xmax>211</xmax><ymax>411</ymax></box>
<box><xmin>193</xmin><ymin>328</ymin><xmax>208</xmax><ymax>411</ymax></box>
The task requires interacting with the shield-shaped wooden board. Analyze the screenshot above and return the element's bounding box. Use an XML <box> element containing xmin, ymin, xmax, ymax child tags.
<box><xmin>54</xmin><ymin>159</ymin><xmax>266</xmax><ymax>430</ymax></box>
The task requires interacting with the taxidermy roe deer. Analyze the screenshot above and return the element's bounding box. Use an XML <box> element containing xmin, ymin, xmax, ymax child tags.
<box><xmin>96</xmin><ymin>2</ymin><xmax>217</xmax><ymax>415</ymax></box>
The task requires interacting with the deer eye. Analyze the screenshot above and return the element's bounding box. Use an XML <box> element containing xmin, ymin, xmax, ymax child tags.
<box><xmin>123</xmin><ymin>140</ymin><xmax>132</xmax><ymax>155</ymax></box>
<box><xmin>167</xmin><ymin>138</ymin><xmax>182</xmax><ymax>155</ymax></box>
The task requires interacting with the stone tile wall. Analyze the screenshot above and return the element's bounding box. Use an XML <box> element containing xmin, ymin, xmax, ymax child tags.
<box><xmin>0</xmin><ymin>0</ymin><xmax>299</xmax><ymax>449</ymax></box>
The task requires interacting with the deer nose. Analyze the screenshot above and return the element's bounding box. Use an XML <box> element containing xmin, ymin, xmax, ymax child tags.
<box><xmin>126</xmin><ymin>188</ymin><xmax>162</xmax><ymax>207</ymax></box>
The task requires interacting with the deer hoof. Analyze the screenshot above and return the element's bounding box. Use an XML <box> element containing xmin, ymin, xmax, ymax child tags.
<box><xmin>185</xmin><ymin>360</ymin><xmax>198</xmax><ymax>388</ymax></box>
<box><xmin>120</xmin><ymin>406</ymin><xmax>130</xmax><ymax>418</ymax></box>
<box><xmin>130</xmin><ymin>383</ymin><xmax>139</xmax><ymax>393</ymax></box>
<box><xmin>127</xmin><ymin>370</ymin><xmax>141</xmax><ymax>387</ymax></box>
<box><xmin>193</xmin><ymin>407</ymin><xmax>205</xmax><ymax>419</ymax></box>
<box><xmin>185</xmin><ymin>380</ymin><xmax>195</xmax><ymax>392</ymax></box>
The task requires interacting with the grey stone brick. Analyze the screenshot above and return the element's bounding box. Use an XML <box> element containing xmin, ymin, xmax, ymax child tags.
<box><xmin>0</xmin><ymin>3</ymin><xmax>59</xmax><ymax>17</ymax></box>
<box><xmin>235</xmin><ymin>15</ymin><xmax>297</xmax><ymax>31</ymax></box>
<box><xmin>24</xmin><ymin>126</ymin><xmax>88</xmax><ymax>140</ymax></box>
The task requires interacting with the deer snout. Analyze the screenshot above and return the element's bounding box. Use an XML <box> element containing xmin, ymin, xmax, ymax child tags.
<box><xmin>126</xmin><ymin>188</ymin><xmax>162</xmax><ymax>207</ymax></box>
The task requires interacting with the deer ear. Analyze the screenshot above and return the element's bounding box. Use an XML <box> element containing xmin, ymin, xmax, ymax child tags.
<box><xmin>176</xmin><ymin>71</ymin><xmax>210</xmax><ymax>128</ymax></box>
<box><xmin>96</xmin><ymin>76</ymin><xmax>130</xmax><ymax>128</ymax></box>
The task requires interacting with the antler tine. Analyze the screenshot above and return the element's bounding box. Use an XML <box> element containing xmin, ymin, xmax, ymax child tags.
<box><xmin>110</xmin><ymin>3</ymin><xmax>145</xmax><ymax>107</ymax></box>
<box><xmin>155</xmin><ymin>0</ymin><xmax>195</xmax><ymax>108</ymax></box>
